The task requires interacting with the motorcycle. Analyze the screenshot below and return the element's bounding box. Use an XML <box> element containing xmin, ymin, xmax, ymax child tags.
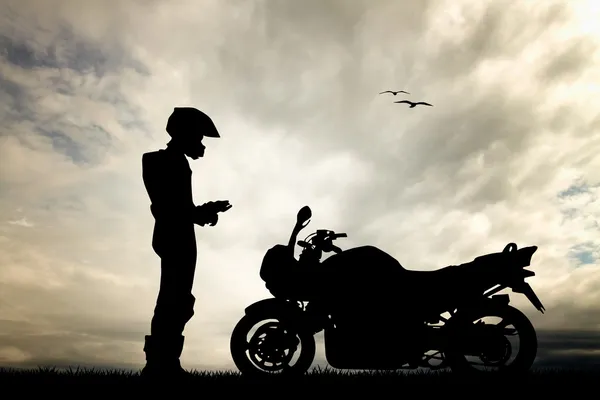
<box><xmin>230</xmin><ymin>206</ymin><xmax>545</xmax><ymax>376</ymax></box>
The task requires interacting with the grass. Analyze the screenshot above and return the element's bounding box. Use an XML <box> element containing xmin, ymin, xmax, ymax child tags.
<box><xmin>1</xmin><ymin>365</ymin><xmax>598</xmax><ymax>390</ymax></box>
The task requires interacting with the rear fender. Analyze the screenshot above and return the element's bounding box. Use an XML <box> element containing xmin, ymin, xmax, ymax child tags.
<box><xmin>515</xmin><ymin>246</ymin><xmax>538</xmax><ymax>267</ymax></box>
<box><xmin>449</xmin><ymin>294</ymin><xmax>511</xmax><ymax>327</ymax></box>
<box><xmin>441</xmin><ymin>295</ymin><xmax>511</xmax><ymax>351</ymax></box>
<box><xmin>521</xmin><ymin>269</ymin><xmax>535</xmax><ymax>278</ymax></box>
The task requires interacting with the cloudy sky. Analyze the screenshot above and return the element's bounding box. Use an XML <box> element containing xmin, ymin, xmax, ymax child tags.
<box><xmin>1</xmin><ymin>0</ymin><xmax>599</xmax><ymax>372</ymax></box>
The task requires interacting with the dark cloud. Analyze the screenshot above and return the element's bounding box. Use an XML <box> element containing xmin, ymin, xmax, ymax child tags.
<box><xmin>558</xmin><ymin>182</ymin><xmax>595</xmax><ymax>198</ymax></box>
<box><xmin>0</xmin><ymin>29</ymin><xmax>150</xmax><ymax>165</ymax></box>
<box><xmin>537</xmin><ymin>37</ymin><xmax>598</xmax><ymax>85</ymax></box>
<box><xmin>535</xmin><ymin>330</ymin><xmax>600</xmax><ymax>369</ymax></box>
<box><xmin>0</xmin><ymin>34</ymin><xmax>60</xmax><ymax>69</ymax></box>
<box><xmin>35</xmin><ymin>128</ymin><xmax>102</xmax><ymax>166</ymax></box>
<box><xmin>426</xmin><ymin>2</ymin><xmax>572</xmax><ymax>78</ymax></box>
<box><xmin>0</xmin><ymin>328</ymin><xmax>141</xmax><ymax>370</ymax></box>
<box><xmin>0</xmin><ymin>29</ymin><xmax>148</xmax><ymax>76</ymax></box>
<box><xmin>0</xmin><ymin>74</ymin><xmax>34</xmax><ymax>122</ymax></box>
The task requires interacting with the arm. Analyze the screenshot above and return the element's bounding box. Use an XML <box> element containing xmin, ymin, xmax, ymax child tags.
<box><xmin>193</xmin><ymin>204</ymin><xmax>214</xmax><ymax>226</ymax></box>
<box><xmin>142</xmin><ymin>153</ymin><xmax>162</xmax><ymax>218</ymax></box>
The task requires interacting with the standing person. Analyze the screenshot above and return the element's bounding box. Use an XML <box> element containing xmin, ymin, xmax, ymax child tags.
<box><xmin>141</xmin><ymin>107</ymin><xmax>232</xmax><ymax>377</ymax></box>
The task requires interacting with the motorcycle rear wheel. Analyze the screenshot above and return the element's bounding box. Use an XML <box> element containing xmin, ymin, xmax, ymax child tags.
<box><xmin>230</xmin><ymin>312</ymin><xmax>316</xmax><ymax>377</ymax></box>
<box><xmin>445</xmin><ymin>304</ymin><xmax>537</xmax><ymax>376</ymax></box>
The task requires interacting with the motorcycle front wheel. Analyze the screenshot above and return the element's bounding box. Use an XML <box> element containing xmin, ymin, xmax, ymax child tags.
<box><xmin>445</xmin><ymin>304</ymin><xmax>537</xmax><ymax>376</ymax></box>
<box><xmin>230</xmin><ymin>312</ymin><xmax>316</xmax><ymax>377</ymax></box>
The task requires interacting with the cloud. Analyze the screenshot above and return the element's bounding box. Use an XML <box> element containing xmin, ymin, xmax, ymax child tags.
<box><xmin>7</xmin><ymin>218</ymin><xmax>33</xmax><ymax>228</ymax></box>
<box><xmin>0</xmin><ymin>0</ymin><xmax>599</xmax><ymax>372</ymax></box>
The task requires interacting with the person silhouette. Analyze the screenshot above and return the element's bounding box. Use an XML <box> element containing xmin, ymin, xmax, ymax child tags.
<box><xmin>141</xmin><ymin>107</ymin><xmax>232</xmax><ymax>378</ymax></box>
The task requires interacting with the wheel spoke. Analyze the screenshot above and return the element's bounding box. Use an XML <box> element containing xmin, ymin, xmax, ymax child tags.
<box><xmin>503</xmin><ymin>328</ymin><xmax>517</xmax><ymax>336</ymax></box>
<box><xmin>245</xmin><ymin>320</ymin><xmax>301</xmax><ymax>372</ymax></box>
<box><xmin>467</xmin><ymin>360</ymin><xmax>487</xmax><ymax>367</ymax></box>
<box><xmin>497</xmin><ymin>318</ymin><xmax>510</xmax><ymax>329</ymax></box>
<box><xmin>444</xmin><ymin>307</ymin><xmax>538</xmax><ymax>374</ymax></box>
<box><xmin>232</xmin><ymin>312</ymin><xmax>317</xmax><ymax>376</ymax></box>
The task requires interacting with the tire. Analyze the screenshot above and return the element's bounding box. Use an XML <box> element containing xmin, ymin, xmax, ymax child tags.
<box><xmin>230</xmin><ymin>312</ymin><xmax>316</xmax><ymax>377</ymax></box>
<box><xmin>445</xmin><ymin>304</ymin><xmax>537</xmax><ymax>376</ymax></box>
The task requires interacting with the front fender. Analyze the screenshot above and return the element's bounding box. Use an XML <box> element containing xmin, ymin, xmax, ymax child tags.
<box><xmin>244</xmin><ymin>298</ymin><xmax>300</xmax><ymax>316</ymax></box>
<box><xmin>244</xmin><ymin>298</ymin><xmax>311</xmax><ymax>332</ymax></box>
<box><xmin>245</xmin><ymin>298</ymin><xmax>311</xmax><ymax>325</ymax></box>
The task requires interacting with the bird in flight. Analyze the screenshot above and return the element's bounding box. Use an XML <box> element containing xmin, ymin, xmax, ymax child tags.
<box><xmin>394</xmin><ymin>100</ymin><xmax>433</xmax><ymax>108</ymax></box>
<box><xmin>379</xmin><ymin>90</ymin><xmax>410</xmax><ymax>96</ymax></box>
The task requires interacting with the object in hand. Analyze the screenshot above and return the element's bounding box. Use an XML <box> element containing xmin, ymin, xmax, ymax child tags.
<box><xmin>194</xmin><ymin>200</ymin><xmax>231</xmax><ymax>226</ymax></box>
<box><xmin>211</xmin><ymin>200</ymin><xmax>232</xmax><ymax>213</ymax></box>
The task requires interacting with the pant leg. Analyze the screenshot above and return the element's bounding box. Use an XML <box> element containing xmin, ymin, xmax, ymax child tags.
<box><xmin>151</xmin><ymin>243</ymin><xmax>197</xmax><ymax>337</ymax></box>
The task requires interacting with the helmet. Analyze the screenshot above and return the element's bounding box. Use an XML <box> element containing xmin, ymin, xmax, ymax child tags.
<box><xmin>166</xmin><ymin>107</ymin><xmax>220</xmax><ymax>139</ymax></box>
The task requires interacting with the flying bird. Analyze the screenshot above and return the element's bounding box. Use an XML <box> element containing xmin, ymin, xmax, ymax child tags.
<box><xmin>379</xmin><ymin>90</ymin><xmax>410</xmax><ymax>96</ymax></box>
<box><xmin>394</xmin><ymin>100</ymin><xmax>433</xmax><ymax>108</ymax></box>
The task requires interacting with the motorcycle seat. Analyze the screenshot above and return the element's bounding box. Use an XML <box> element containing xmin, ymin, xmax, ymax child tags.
<box><xmin>403</xmin><ymin>263</ymin><xmax>465</xmax><ymax>283</ymax></box>
<box><xmin>401</xmin><ymin>245</ymin><xmax>538</xmax><ymax>286</ymax></box>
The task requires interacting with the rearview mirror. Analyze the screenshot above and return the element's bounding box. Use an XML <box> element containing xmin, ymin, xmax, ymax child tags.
<box><xmin>296</xmin><ymin>206</ymin><xmax>312</xmax><ymax>226</ymax></box>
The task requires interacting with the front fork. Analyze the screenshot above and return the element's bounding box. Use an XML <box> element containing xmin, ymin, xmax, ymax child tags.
<box><xmin>304</xmin><ymin>302</ymin><xmax>331</xmax><ymax>334</ymax></box>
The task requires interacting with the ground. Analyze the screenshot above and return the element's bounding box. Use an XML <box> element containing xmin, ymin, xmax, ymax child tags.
<box><xmin>1</xmin><ymin>366</ymin><xmax>598</xmax><ymax>393</ymax></box>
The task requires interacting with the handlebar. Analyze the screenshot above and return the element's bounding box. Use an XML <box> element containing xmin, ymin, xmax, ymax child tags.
<box><xmin>297</xmin><ymin>231</ymin><xmax>347</xmax><ymax>252</ymax></box>
<box><xmin>330</xmin><ymin>244</ymin><xmax>342</xmax><ymax>254</ymax></box>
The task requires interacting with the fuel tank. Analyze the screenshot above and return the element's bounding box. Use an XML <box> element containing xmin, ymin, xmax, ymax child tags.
<box><xmin>321</xmin><ymin>245</ymin><xmax>404</xmax><ymax>273</ymax></box>
<box><xmin>319</xmin><ymin>245</ymin><xmax>406</xmax><ymax>299</ymax></box>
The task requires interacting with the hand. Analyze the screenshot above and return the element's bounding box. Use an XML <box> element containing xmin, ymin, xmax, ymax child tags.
<box><xmin>193</xmin><ymin>205</ymin><xmax>218</xmax><ymax>226</ymax></box>
<box><xmin>195</xmin><ymin>200</ymin><xmax>231</xmax><ymax>227</ymax></box>
<box><xmin>214</xmin><ymin>200</ymin><xmax>232</xmax><ymax>213</ymax></box>
<box><xmin>206</xmin><ymin>212</ymin><xmax>219</xmax><ymax>227</ymax></box>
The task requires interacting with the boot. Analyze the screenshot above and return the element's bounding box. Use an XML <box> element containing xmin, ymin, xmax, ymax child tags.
<box><xmin>141</xmin><ymin>335</ymin><xmax>191</xmax><ymax>379</ymax></box>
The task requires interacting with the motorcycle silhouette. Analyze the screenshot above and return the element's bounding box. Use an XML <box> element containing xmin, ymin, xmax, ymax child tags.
<box><xmin>230</xmin><ymin>206</ymin><xmax>545</xmax><ymax>376</ymax></box>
